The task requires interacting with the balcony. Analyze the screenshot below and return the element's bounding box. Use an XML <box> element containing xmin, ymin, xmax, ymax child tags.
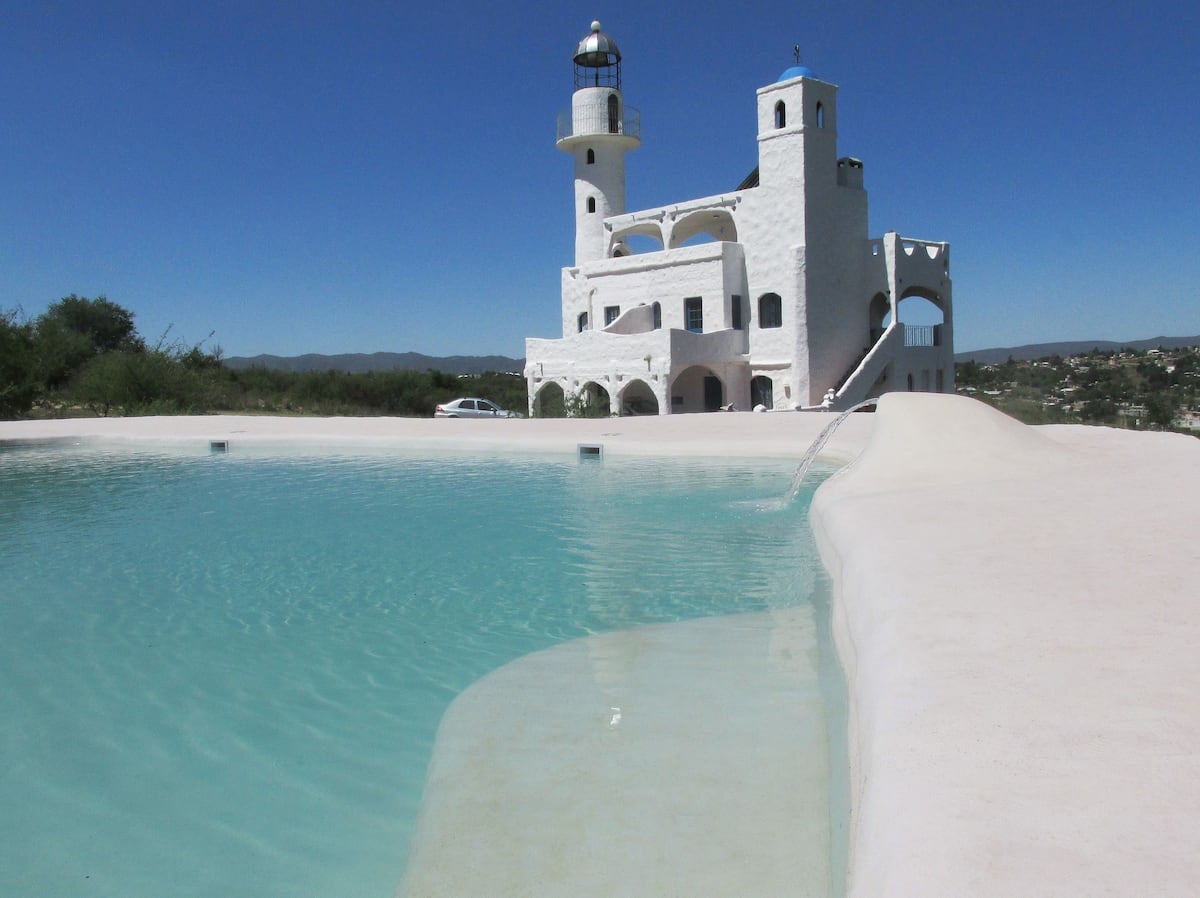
<box><xmin>903</xmin><ymin>324</ymin><xmax>944</xmax><ymax>347</ymax></box>
<box><xmin>556</xmin><ymin>107</ymin><xmax>641</xmax><ymax>143</ymax></box>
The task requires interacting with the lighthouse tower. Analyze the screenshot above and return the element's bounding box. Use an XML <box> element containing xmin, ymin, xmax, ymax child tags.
<box><xmin>556</xmin><ymin>21</ymin><xmax>640</xmax><ymax>265</ymax></box>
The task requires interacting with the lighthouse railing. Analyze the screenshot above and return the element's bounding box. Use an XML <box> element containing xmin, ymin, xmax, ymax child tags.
<box><xmin>556</xmin><ymin>108</ymin><xmax>641</xmax><ymax>142</ymax></box>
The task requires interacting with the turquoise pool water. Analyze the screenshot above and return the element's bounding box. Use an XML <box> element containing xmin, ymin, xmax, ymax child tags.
<box><xmin>0</xmin><ymin>440</ymin><xmax>835</xmax><ymax>897</ymax></box>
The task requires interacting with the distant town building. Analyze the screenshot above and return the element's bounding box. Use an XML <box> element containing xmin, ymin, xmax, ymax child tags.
<box><xmin>525</xmin><ymin>22</ymin><xmax>954</xmax><ymax>415</ymax></box>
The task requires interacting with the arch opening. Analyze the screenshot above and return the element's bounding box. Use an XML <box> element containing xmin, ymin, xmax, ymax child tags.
<box><xmin>751</xmin><ymin>375</ymin><xmax>774</xmax><ymax>410</ymax></box>
<box><xmin>610</xmin><ymin>223</ymin><xmax>664</xmax><ymax>256</ymax></box>
<box><xmin>669</xmin><ymin>210</ymin><xmax>738</xmax><ymax>248</ymax></box>
<box><xmin>619</xmin><ymin>379</ymin><xmax>659</xmax><ymax>416</ymax></box>
<box><xmin>896</xmin><ymin>293</ymin><xmax>946</xmax><ymax>348</ymax></box>
<box><xmin>533</xmin><ymin>381</ymin><xmax>566</xmax><ymax>418</ymax></box>
<box><xmin>670</xmin><ymin>366</ymin><xmax>724</xmax><ymax>414</ymax></box>
<box><xmin>868</xmin><ymin>292</ymin><xmax>891</xmax><ymax>343</ymax></box>
<box><xmin>577</xmin><ymin>381</ymin><xmax>611</xmax><ymax>417</ymax></box>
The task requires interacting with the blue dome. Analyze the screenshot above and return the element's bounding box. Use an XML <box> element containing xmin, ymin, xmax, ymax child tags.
<box><xmin>778</xmin><ymin>64</ymin><xmax>817</xmax><ymax>82</ymax></box>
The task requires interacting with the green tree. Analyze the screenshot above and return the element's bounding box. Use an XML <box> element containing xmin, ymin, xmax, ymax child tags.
<box><xmin>1144</xmin><ymin>392</ymin><xmax>1177</xmax><ymax>430</ymax></box>
<box><xmin>1080</xmin><ymin>398</ymin><xmax>1118</xmax><ymax>422</ymax></box>
<box><xmin>33</xmin><ymin>295</ymin><xmax>145</xmax><ymax>390</ymax></box>
<box><xmin>41</xmin><ymin>294</ymin><xmax>143</xmax><ymax>354</ymax></box>
<box><xmin>0</xmin><ymin>310</ymin><xmax>39</xmax><ymax>418</ymax></box>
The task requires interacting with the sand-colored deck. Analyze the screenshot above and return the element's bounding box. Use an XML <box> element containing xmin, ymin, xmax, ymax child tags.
<box><xmin>3</xmin><ymin>396</ymin><xmax>1198</xmax><ymax>896</ymax></box>
<box><xmin>813</xmin><ymin>394</ymin><xmax>1200</xmax><ymax>896</ymax></box>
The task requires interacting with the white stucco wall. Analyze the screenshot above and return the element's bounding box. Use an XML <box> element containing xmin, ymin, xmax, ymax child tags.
<box><xmin>557</xmin><ymin>241</ymin><xmax>748</xmax><ymax>342</ymax></box>
<box><xmin>528</xmin><ymin>40</ymin><xmax>953</xmax><ymax>415</ymax></box>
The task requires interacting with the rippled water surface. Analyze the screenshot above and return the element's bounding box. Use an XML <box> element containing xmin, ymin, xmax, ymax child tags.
<box><xmin>0</xmin><ymin>440</ymin><xmax>831</xmax><ymax>897</ymax></box>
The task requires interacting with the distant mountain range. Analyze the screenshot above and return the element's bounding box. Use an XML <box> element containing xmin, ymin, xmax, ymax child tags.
<box><xmin>954</xmin><ymin>336</ymin><xmax>1200</xmax><ymax>365</ymax></box>
<box><xmin>222</xmin><ymin>337</ymin><xmax>1200</xmax><ymax>375</ymax></box>
<box><xmin>221</xmin><ymin>351</ymin><xmax>526</xmax><ymax>375</ymax></box>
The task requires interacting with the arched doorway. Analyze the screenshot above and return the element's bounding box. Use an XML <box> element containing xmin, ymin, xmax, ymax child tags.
<box><xmin>670</xmin><ymin>366</ymin><xmax>724</xmax><ymax>413</ymax></box>
<box><xmin>751</xmin><ymin>375</ymin><xmax>774</xmax><ymax>410</ymax></box>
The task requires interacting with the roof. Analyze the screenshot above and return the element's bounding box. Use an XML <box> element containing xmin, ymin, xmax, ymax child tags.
<box><xmin>574</xmin><ymin>21</ymin><xmax>621</xmax><ymax>67</ymax></box>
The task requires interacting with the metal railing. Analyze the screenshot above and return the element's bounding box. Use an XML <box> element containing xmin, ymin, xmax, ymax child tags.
<box><xmin>556</xmin><ymin>107</ymin><xmax>641</xmax><ymax>142</ymax></box>
<box><xmin>904</xmin><ymin>324</ymin><xmax>942</xmax><ymax>347</ymax></box>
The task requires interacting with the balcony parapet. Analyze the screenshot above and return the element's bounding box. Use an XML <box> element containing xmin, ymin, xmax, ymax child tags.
<box><xmin>556</xmin><ymin>107</ymin><xmax>641</xmax><ymax>143</ymax></box>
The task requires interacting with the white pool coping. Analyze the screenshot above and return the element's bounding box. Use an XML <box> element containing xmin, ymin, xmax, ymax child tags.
<box><xmin>0</xmin><ymin>410</ymin><xmax>874</xmax><ymax>461</ymax></box>
<box><xmin>4</xmin><ymin>397</ymin><xmax>1197</xmax><ymax>896</ymax></box>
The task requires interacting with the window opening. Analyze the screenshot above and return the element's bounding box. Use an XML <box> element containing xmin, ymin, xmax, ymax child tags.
<box><xmin>604</xmin><ymin>305</ymin><xmax>620</xmax><ymax>325</ymax></box>
<box><xmin>685</xmin><ymin>297</ymin><xmax>703</xmax><ymax>333</ymax></box>
<box><xmin>607</xmin><ymin>94</ymin><xmax>619</xmax><ymax>134</ymax></box>
<box><xmin>758</xmin><ymin>293</ymin><xmax>782</xmax><ymax>328</ymax></box>
<box><xmin>577</xmin><ymin>311</ymin><xmax>589</xmax><ymax>332</ymax></box>
<box><xmin>652</xmin><ymin>302</ymin><xmax>662</xmax><ymax>329</ymax></box>
<box><xmin>774</xmin><ymin>100</ymin><xmax>786</xmax><ymax>129</ymax></box>
<box><xmin>731</xmin><ymin>295</ymin><xmax>743</xmax><ymax>330</ymax></box>
<box><xmin>587</xmin><ymin>197</ymin><xmax>596</xmax><ymax>213</ymax></box>
<box><xmin>816</xmin><ymin>102</ymin><xmax>825</xmax><ymax>128</ymax></box>
<box><xmin>586</xmin><ymin>148</ymin><xmax>595</xmax><ymax>164</ymax></box>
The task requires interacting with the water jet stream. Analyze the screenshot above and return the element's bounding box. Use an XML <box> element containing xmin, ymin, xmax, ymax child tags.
<box><xmin>785</xmin><ymin>399</ymin><xmax>878</xmax><ymax>502</ymax></box>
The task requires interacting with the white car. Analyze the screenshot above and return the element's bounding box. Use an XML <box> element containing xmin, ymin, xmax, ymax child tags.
<box><xmin>433</xmin><ymin>397</ymin><xmax>521</xmax><ymax>418</ymax></box>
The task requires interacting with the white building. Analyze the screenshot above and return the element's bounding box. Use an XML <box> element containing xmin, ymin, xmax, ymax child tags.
<box><xmin>525</xmin><ymin>22</ymin><xmax>954</xmax><ymax>415</ymax></box>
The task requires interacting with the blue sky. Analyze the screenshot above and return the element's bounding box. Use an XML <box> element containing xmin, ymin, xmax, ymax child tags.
<box><xmin>2</xmin><ymin>0</ymin><xmax>1196</xmax><ymax>358</ymax></box>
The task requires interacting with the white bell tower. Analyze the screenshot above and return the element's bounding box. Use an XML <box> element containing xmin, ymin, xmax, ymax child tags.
<box><xmin>556</xmin><ymin>21</ymin><xmax>640</xmax><ymax>266</ymax></box>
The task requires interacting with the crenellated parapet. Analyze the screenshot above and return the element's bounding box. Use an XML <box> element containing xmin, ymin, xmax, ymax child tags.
<box><xmin>878</xmin><ymin>231</ymin><xmax>951</xmax><ymax>304</ymax></box>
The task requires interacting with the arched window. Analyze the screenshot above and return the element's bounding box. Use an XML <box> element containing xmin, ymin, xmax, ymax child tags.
<box><xmin>816</xmin><ymin>102</ymin><xmax>825</xmax><ymax>128</ymax></box>
<box><xmin>607</xmin><ymin>94</ymin><xmax>619</xmax><ymax>134</ymax></box>
<box><xmin>577</xmin><ymin>311</ymin><xmax>589</xmax><ymax>332</ymax></box>
<box><xmin>652</xmin><ymin>302</ymin><xmax>662</xmax><ymax>329</ymax></box>
<box><xmin>587</xmin><ymin>197</ymin><xmax>596</xmax><ymax>213</ymax></box>
<box><xmin>758</xmin><ymin>293</ymin><xmax>782</xmax><ymax>328</ymax></box>
<box><xmin>586</xmin><ymin>148</ymin><xmax>595</xmax><ymax>165</ymax></box>
<box><xmin>774</xmin><ymin>100</ymin><xmax>786</xmax><ymax>129</ymax></box>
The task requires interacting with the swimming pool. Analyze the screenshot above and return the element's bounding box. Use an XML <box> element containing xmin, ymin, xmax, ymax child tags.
<box><xmin>0</xmin><ymin>440</ymin><xmax>841</xmax><ymax>896</ymax></box>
